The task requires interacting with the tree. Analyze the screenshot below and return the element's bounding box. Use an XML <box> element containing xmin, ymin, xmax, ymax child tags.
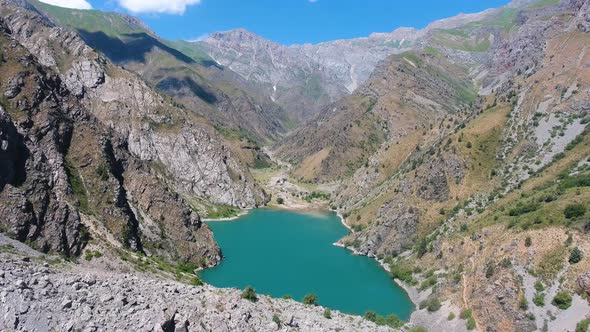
<box><xmin>564</xmin><ymin>203</ymin><xmax>586</xmax><ymax>219</ymax></box>
<box><xmin>302</xmin><ymin>293</ymin><xmax>318</xmax><ymax>305</ymax></box>
<box><xmin>569</xmin><ymin>247</ymin><xmax>583</xmax><ymax>264</ymax></box>
<box><xmin>241</xmin><ymin>286</ymin><xmax>258</xmax><ymax>302</ymax></box>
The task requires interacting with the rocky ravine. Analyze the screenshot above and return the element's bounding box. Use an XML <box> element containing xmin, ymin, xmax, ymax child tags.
<box><xmin>0</xmin><ymin>235</ymin><xmax>390</xmax><ymax>332</ymax></box>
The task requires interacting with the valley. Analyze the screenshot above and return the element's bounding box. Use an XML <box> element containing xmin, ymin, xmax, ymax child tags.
<box><xmin>0</xmin><ymin>0</ymin><xmax>590</xmax><ymax>331</ymax></box>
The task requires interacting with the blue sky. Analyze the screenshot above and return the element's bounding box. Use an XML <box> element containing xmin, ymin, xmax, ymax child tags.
<box><xmin>51</xmin><ymin>0</ymin><xmax>512</xmax><ymax>45</ymax></box>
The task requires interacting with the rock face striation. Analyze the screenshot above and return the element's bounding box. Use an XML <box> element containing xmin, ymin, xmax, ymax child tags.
<box><xmin>0</xmin><ymin>3</ymin><xmax>224</xmax><ymax>266</ymax></box>
<box><xmin>0</xmin><ymin>1</ymin><xmax>267</xmax><ymax>209</ymax></box>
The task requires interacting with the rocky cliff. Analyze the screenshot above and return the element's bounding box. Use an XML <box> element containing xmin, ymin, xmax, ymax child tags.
<box><xmin>0</xmin><ymin>0</ymin><xmax>267</xmax><ymax>209</ymax></box>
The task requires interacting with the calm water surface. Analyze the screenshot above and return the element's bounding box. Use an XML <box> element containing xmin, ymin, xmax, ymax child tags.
<box><xmin>200</xmin><ymin>208</ymin><xmax>414</xmax><ymax>319</ymax></box>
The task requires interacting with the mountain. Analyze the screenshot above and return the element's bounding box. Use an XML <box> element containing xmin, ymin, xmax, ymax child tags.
<box><xmin>27</xmin><ymin>0</ymin><xmax>292</xmax><ymax>147</ymax></box>
<box><xmin>1</xmin><ymin>0</ymin><xmax>590</xmax><ymax>331</ymax></box>
<box><xmin>284</xmin><ymin>0</ymin><xmax>590</xmax><ymax>330</ymax></box>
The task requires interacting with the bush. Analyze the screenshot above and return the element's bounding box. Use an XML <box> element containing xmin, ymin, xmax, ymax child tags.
<box><xmin>419</xmin><ymin>296</ymin><xmax>442</xmax><ymax>312</ymax></box>
<box><xmin>460</xmin><ymin>308</ymin><xmax>472</xmax><ymax>319</ymax></box>
<box><xmin>277</xmin><ymin>197</ymin><xmax>285</xmax><ymax>205</ymax></box>
<box><xmin>569</xmin><ymin>247</ymin><xmax>583</xmax><ymax>264</ymax></box>
<box><xmin>485</xmin><ymin>262</ymin><xmax>495</xmax><ymax>278</ymax></box>
<box><xmin>408</xmin><ymin>327</ymin><xmax>428</xmax><ymax>332</ymax></box>
<box><xmin>448</xmin><ymin>312</ymin><xmax>456</xmax><ymax>320</ymax></box>
<box><xmin>509</xmin><ymin>202</ymin><xmax>540</xmax><ymax>216</ymax></box>
<box><xmin>466</xmin><ymin>317</ymin><xmax>476</xmax><ymax>330</ymax></box>
<box><xmin>525</xmin><ymin>236</ymin><xmax>532</xmax><ymax>247</ymax></box>
<box><xmin>241</xmin><ymin>286</ymin><xmax>258</xmax><ymax>302</ymax></box>
<box><xmin>534</xmin><ymin>281</ymin><xmax>545</xmax><ymax>292</ymax></box>
<box><xmin>552</xmin><ymin>291</ymin><xmax>572</xmax><ymax>309</ymax></box>
<box><xmin>390</xmin><ymin>262</ymin><xmax>415</xmax><ymax>284</ymax></box>
<box><xmin>272</xmin><ymin>314</ymin><xmax>281</xmax><ymax>327</ymax></box>
<box><xmin>303</xmin><ymin>293</ymin><xmax>318</xmax><ymax>305</ymax></box>
<box><xmin>323</xmin><ymin>308</ymin><xmax>331</xmax><ymax>319</ymax></box>
<box><xmin>564</xmin><ymin>204</ymin><xmax>587</xmax><ymax>219</ymax></box>
<box><xmin>576</xmin><ymin>319</ymin><xmax>590</xmax><ymax>332</ymax></box>
<box><xmin>364</xmin><ymin>310</ymin><xmax>377</xmax><ymax>322</ymax></box>
<box><xmin>533</xmin><ymin>292</ymin><xmax>545</xmax><ymax>307</ymax></box>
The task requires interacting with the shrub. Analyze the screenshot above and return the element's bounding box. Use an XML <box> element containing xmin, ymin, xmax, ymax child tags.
<box><xmin>277</xmin><ymin>197</ymin><xmax>285</xmax><ymax>205</ymax></box>
<box><xmin>419</xmin><ymin>296</ymin><xmax>442</xmax><ymax>312</ymax></box>
<box><xmin>525</xmin><ymin>236</ymin><xmax>532</xmax><ymax>247</ymax></box>
<box><xmin>564</xmin><ymin>204</ymin><xmax>587</xmax><ymax>219</ymax></box>
<box><xmin>323</xmin><ymin>308</ymin><xmax>331</xmax><ymax>319</ymax></box>
<box><xmin>552</xmin><ymin>291</ymin><xmax>572</xmax><ymax>310</ymax></box>
<box><xmin>390</xmin><ymin>262</ymin><xmax>415</xmax><ymax>284</ymax></box>
<box><xmin>374</xmin><ymin>314</ymin><xmax>403</xmax><ymax>328</ymax></box>
<box><xmin>569</xmin><ymin>247</ymin><xmax>583</xmax><ymax>264</ymax></box>
<box><xmin>533</xmin><ymin>292</ymin><xmax>545</xmax><ymax>307</ymax></box>
<box><xmin>576</xmin><ymin>319</ymin><xmax>590</xmax><ymax>332</ymax></box>
<box><xmin>448</xmin><ymin>312</ymin><xmax>456</xmax><ymax>320</ymax></box>
<box><xmin>519</xmin><ymin>296</ymin><xmax>528</xmax><ymax>310</ymax></box>
<box><xmin>485</xmin><ymin>262</ymin><xmax>495</xmax><ymax>278</ymax></box>
<box><xmin>509</xmin><ymin>203</ymin><xmax>540</xmax><ymax>216</ymax></box>
<box><xmin>408</xmin><ymin>327</ymin><xmax>428</xmax><ymax>332</ymax></box>
<box><xmin>188</xmin><ymin>275</ymin><xmax>203</xmax><ymax>286</ymax></box>
<box><xmin>272</xmin><ymin>314</ymin><xmax>281</xmax><ymax>327</ymax></box>
<box><xmin>534</xmin><ymin>281</ymin><xmax>545</xmax><ymax>292</ymax></box>
<box><xmin>281</xmin><ymin>295</ymin><xmax>293</xmax><ymax>299</ymax></box>
<box><xmin>302</xmin><ymin>293</ymin><xmax>318</xmax><ymax>305</ymax></box>
<box><xmin>241</xmin><ymin>286</ymin><xmax>258</xmax><ymax>302</ymax></box>
<box><xmin>466</xmin><ymin>317</ymin><xmax>476</xmax><ymax>330</ymax></box>
<box><xmin>364</xmin><ymin>310</ymin><xmax>377</xmax><ymax>322</ymax></box>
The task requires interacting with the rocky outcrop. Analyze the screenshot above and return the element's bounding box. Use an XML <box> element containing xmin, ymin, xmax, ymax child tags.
<box><xmin>0</xmin><ymin>15</ymin><xmax>219</xmax><ymax>265</ymax></box>
<box><xmin>0</xmin><ymin>249</ymin><xmax>389</xmax><ymax>332</ymax></box>
<box><xmin>0</xmin><ymin>1</ymin><xmax>267</xmax><ymax>208</ymax></box>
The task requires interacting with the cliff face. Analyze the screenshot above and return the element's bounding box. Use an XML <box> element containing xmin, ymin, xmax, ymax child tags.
<box><xmin>0</xmin><ymin>1</ymin><xmax>267</xmax><ymax>209</ymax></box>
<box><xmin>0</xmin><ymin>3</ymin><xmax>232</xmax><ymax>266</ymax></box>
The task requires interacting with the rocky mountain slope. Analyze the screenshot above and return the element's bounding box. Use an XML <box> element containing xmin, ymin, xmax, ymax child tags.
<box><xmin>1</xmin><ymin>0</ymin><xmax>268</xmax><ymax>210</ymax></box>
<box><xmin>27</xmin><ymin>0</ymin><xmax>291</xmax><ymax>146</ymax></box>
<box><xmin>0</xmin><ymin>6</ymin><xmax>225</xmax><ymax>268</ymax></box>
<box><xmin>285</xmin><ymin>0</ymin><xmax>590</xmax><ymax>330</ymax></box>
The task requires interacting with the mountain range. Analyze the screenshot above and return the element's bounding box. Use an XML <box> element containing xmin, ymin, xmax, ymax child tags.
<box><xmin>1</xmin><ymin>0</ymin><xmax>590</xmax><ymax>331</ymax></box>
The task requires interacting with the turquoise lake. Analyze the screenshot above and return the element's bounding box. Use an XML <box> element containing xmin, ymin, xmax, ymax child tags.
<box><xmin>200</xmin><ymin>208</ymin><xmax>414</xmax><ymax>320</ymax></box>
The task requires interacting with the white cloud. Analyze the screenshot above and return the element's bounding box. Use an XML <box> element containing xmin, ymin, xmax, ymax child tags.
<box><xmin>117</xmin><ymin>0</ymin><xmax>201</xmax><ymax>14</ymax></box>
<box><xmin>38</xmin><ymin>0</ymin><xmax>92</xmax><ymax>9</ymax></box>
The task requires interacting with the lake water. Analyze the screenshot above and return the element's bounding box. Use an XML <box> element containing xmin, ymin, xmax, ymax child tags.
<box><xmin>200</xmin><ymin>208</ymin><xmax>414</xmax><ymax>320</ymax></box>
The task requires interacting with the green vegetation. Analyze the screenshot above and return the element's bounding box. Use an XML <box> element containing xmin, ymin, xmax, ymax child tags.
<box><xmin>176</xmin><ymin>261</ymin><xmax>198</xmax><ymax>274</ymax></box>
<box><xmin>461</xmin><ymin>309</ymin><xmax>476</xmax><ymax>330</ymax></box>
<box><xmin>535</xmin><ymin>281</ymin><xmax>545</xmax><ymax>292</ymax></box>
<box><xmin>323</xmin><ymin>308</ymin><xmax>332</xmax><ymax>319</ymax></box>
<box><xmin>408</xmin><ymin>327</ymin><xmax>428</xmax><ymax>332</ymax></box>
<box><xmin>533</xmin><ymin>292</ymin><xmax>545</xmax><ymax>307</ymax></box>
<box><xmin>205</xmin><ymin>204</ymin><xmax>241</xmax><ymax>219</ymax></box>
<box><xmin>525</xmin><ymin>236</ymin><xmax>532</xmax><ymax>247</ymax></box>
<box><xmin>419</xmin><ymin>296</ymin><xmax>442</xmax><ymax>312</ymax></box>
<box><xmin>536</xmin><ymin>246</ymin><xmax>567</xmax><ymax>281</ymax></box>
<box><xmin>241</xmin><ymin>286</ymin><xmax>258</xmax><ymax>302</ymax></box>
<box><xmin>364</xmin><ymin>310</ymin><xmax>404</xmax><ymax>329</ymax></box>
<box><xmin>302</xmin><ymin>293</ymin><xmax>318</xmax><ymax>305</ymax></box>
<box><xmin>509</xmin><ymin>202</ymin><xmax>540</xmax><ymax>216</ymax></box>
<box><xmin>84</xmin><ymin>250</ymin><xmax>102</xmax><ymax>261</ymax></box>
<box><xmin>303</xmin><ymin>191</ymin><xmax>331</xmax><ymax>202</ymax></box>
<box><xmin>552</xmin><ymin>291</ymin><xmax>572</xmax><ymax>310</ymax></box>
<box><xmin>64</xmin><ymin>158</ymin><xmax>91</xmax><ymax>215</ymax></box>
<box><xmin>389</xmin><ymin>261</ymin><xmax>417</xmax><ymax>285</ymax></box>
<box><xmin>272</xmin><ymin>314</ymin><xmax>281</xmax><ymax>327</ymax></box>
<box><xmin>277</xmin><ymin>197</ymin><xmax>285</xmax><ymax>205</ymax></box>
<box><xmin>528</xmin><ymin>0</ymin><xmax>560</xmax><ymax>9</ymax></box>
<box><xmin>564</xmin><ymin>204</ymin><xmax>587</xmax><ymax>219</ymax></box>
<box><xmin>448</xmin><ymin>312</ymin><xmax>456</xmax><ymax>320</ymax></box>
<box><xmin>569</xmin><ymin>247</ymin><xmax>583</xmax><ymax>264</ymax></box>
<box><xmin>576</xmin><ymin>319</ymin><xmax>590</xmax><ymax>332</ymax></box>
